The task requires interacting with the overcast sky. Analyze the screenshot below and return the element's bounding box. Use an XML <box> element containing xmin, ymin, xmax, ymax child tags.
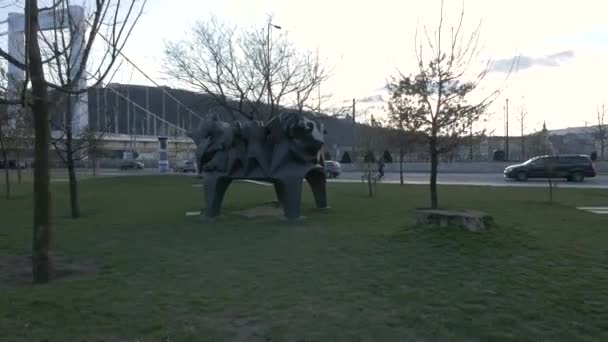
<box><xmin>3</xmin><ymin>0</ymin><xmax>608</xmax><ymax>134</ymax></box>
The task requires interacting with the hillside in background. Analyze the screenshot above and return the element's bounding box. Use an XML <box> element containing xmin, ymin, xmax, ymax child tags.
<box><xmin>79</xmin><ymin>83</ymin><xmax>390</xmax><ymax>151</ymax></box>
<box><xmin>43</xmin><ymin>83</ymin><xmax>605</xmax><ymax>162</ymax></box>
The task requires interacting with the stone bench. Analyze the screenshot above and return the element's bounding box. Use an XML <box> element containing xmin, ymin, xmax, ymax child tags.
<box><xmin>415</xmin><ymin>209</ymin><xmax>494</xmax><ymax>232</ymax></box>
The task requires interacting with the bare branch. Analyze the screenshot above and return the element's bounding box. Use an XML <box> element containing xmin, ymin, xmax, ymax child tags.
<box><xmin>0</xmin><ymin>48</ymin><xmax>26</xmax><ymax>70</ymax></box>
<box><xmin>389</xmin><ymin>1</ymin><xmax>506</xmax><ymax>162</ymax></box>
<box><xmin>38</xmin><ymin>0</ymin><xmax>62</xmax><ymax>13</ymax></box>
<box><xmin>164</xmin><ymin>16</ymin><xmax>331</xmax><ymax>121</ymax></box>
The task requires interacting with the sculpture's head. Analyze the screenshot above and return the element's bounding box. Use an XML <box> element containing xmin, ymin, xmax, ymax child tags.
<box><xmin>189</xmin><ymin>115</ymin><xmax>235</xmax><ymax>172</ymax></box>
<box><xmin>268</xmin><ymin>112</ymin><xmax>325</xmax><ymax>164</ymax></box>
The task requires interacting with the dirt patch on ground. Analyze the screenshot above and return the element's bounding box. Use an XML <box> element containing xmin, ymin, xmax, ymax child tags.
<box><xmin>0</xmin><ymin>253</ymin><xmax>97</xmax><ymax>287</ymax></box>
<box><xmin>232</xmin><ymin>202</ymin><xmax>284</xmax><ymax>219</ymax></box>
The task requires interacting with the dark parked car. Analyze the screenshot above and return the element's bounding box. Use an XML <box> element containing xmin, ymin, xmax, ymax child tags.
<box><xmin>324</xmin><ymin>160</ymin><xmax>342</xmax><ymax>178</ymax></box>
<box><xmin>0</xmin><ymin>160</ymin><xmax>26</xmax><ymax>169</ymax></box>
<box><xmin>119</xmin><ymin>160</ymin><xmax>144</xmax><ymax>170</ymax></box>
<box><xmin>504</xmin><ymin>155</ymin><xmax>596</xmax><ymax>182</ymax></box>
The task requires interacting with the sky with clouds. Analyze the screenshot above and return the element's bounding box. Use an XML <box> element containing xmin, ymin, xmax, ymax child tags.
<box><xmin>3</xmin><ymin>0</ymin><xmax>608</xmax><ymax>134</ymax></box>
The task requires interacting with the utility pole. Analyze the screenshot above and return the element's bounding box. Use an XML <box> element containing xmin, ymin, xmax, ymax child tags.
<box><xmin>469</xmin><ymin>119</ymin><xmax>473</xmax><ymax>160</ymax></box>
<box><xmin>127</xmin><ymin>85</ymin><xmax>131</xmax><ymax>137</ymax></box>
<box><xmin>318</xmin><ymin>85</ymin><xmax>321</xmax><ymax>114</ymax></box>
<box><xmin>114</xmin><ymin>87</ymin><xmax>119</xmax><ymax>134</ymax></box>
<box><xmin>266</xmin><ymin>20</ymin><xmax>281</xmax><ymax>120</ymax></box>
<box><xmin>520</xmin><ymin>103</ymin><xmax>526</xmax><ymax>161</ymax></box>
<box><xmin>505</xmin><ymin>98</ymin><xmax>509</xmax><ymax>161</ymax></box>
<box><xmin>266</xmin><ymin>22</ymin><xmax>271</xmax><ymax>119</ymax></box>
<box><xmin>521</xmin><ymin>112</ymin><xmax>525</xmax><ymax>161</ymax></box>
<box><xmin>133</xmin><ymin>93</ymin><xmax>138</xmax><ymax>136</ymax></box>
<box><xmin>147</xmin><ymin>87</ymin><xmax>155</xmax><ymax>136</ymax></box>
<box><xmin>96</xmin><ymin>87</ymin><xmax>100</xmax><ymax>130</ymax></box>
<box><xmin>177</xmin><ymin>103</ymin><xmax>180</xmax><ymax>137</ymax></box>
<box><xmin>104</xmin><ymin>86</ymin><xmax>108</xmax><ymax>131</ymax></box>
<box><xmin>162</xmin><ymin>90</ymin><xmax>166</xmax><ymax>136</ymax></box>
<box><xmin>352</xmin><ymin>98</ymin><xmax>356</xmax><ymax>160</ymax></box>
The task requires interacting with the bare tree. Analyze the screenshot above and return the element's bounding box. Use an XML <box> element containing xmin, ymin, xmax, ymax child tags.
<box><xmin>293</xmin><ymin>51</ymin><xmax>330</xmax><ymax>114</ymax></box>
<box><xmin>0</xmin><ymin>92</ymin><xmax>32</xmax><ymax>198</ymax></box>
<box><xmin>41</xmin><ymin>0</ymin><xmax>144</xmax><ymax>221</ymax></box>
<box><xmin>0</xmin><ymin>66</ymin><xmax>16</xmax><ymax>198</ymax></box>
<box><xmin>544</xmin><ymin>156</ymin><xmax>558</xmax><ymax>203</ymax></box>
<box><xmin>84</xmin><ymin>126</ymin><xmax>104</xmax><ymax>176</ymax></box>
<box><xmin>0</xmin><ymin>0</ymin><xmax>145</xmax><ymax>284</ymax></box>
<box><xmin>164</xmin><ymin>16</ymin><xmax>329</xmax><ymax>121</ymax></box>
<box><xmin>358</xmin><ymin>114</ymin><xmax>384</xmax><ymax>197</ymax></box>
<box><xmin>387</xmin><ymin>1</ymin><xmax>510</xmax><ymax>209</ymax></box>
<box><xmin>596</xmin><ymin>104</ymin><xmax>606</xmax><ymax>161</ymax></box>
<box><xmin>51</xmin><ymin>121</ymin><xmax>105</xmax><ymax>218</ymax></box>
<box><xmin>7</xmin><ymin>108</ymin><xmax>33</xmax><ymax>184</ymax></box>
<box><xmin>526</xmin><ymin>123</ymin><xmax>554</xmax><ymax>158</ymax></box>
<box><xmin>387</xmin><ymin>96</ymin><xmax>422</xmax><ymax>185</ymax></box>
<box><xmin>0</xmin><ymin>107</ymin><xmax>11</xmax><ymax>199</ymax></box>
<box><xmin>518</xmin><ymin>100</ymin><xmax>527</xmax><ymax>161</ymax></box>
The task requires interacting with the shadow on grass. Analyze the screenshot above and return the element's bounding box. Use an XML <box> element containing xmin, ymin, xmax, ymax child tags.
<box><xmin>0</xmin><ymin>253</ymin><xmax>97</xmax><ymax>288</ymax></box>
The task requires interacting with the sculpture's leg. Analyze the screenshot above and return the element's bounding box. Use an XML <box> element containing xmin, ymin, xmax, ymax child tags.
<box><xmin>203</xmin><ymin>175</ymin><xmax>232</xmax><ymax>218</ymax></box>
<box><xmin>273</xmin><ymin>181</ymin><xmax>285</xmax><ymax>207</ymax></box>
<box><xmin>244</xmin><ymin>157</ymin><xmax>261</xmax><ymax>177</ymax></box>
<box><xmin>277</xmin><ymin>177</ymin><xmax>303</xmax><ymax>220</ymax></box>
<box><xmin>226</xmin><ymin>150</ymin><xmax>244</xmax><ymax>176</ymax></box>
<box><xmin>305</xmin><ymin>169</ymin><xmax>328</xmax><ymax>209</ymax></box>
<box><xmin>269</xmin><ymin>146</ymin><xmax>290</xmax><ymax>175</ymax></box>
<box><xmin>253</xmin><ymin>149</ymin><xmax>271</xmax><ymax>176</ymax></box>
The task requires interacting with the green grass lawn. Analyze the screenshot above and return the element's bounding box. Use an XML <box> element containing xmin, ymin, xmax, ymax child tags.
<box><xmin>1</xmin><ymin>176</ymin><xmax>608</xmax><ymax>341</ymax></box>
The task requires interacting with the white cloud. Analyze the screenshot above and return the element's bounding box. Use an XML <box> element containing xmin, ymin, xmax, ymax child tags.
<box><xmin>489</xmin><ymin>51</ymin><xmax>575</xmax><ymax>73</ymax></box>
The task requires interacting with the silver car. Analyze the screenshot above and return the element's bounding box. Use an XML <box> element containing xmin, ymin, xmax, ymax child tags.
<box><xmin>324</xmin><ymin>160</ymin><xmax>342</xmax><ymax>178</ymax></box>
<box><xmin>174</xmin><ymin>160</ymin><xmax>197</xmax><ymax>173</ymax></box>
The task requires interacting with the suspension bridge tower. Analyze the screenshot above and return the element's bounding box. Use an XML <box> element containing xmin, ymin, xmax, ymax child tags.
<box><xmin>1</xmin><ymin>5</ymin><xmax>88</xmax><ymax>133</ymax></box>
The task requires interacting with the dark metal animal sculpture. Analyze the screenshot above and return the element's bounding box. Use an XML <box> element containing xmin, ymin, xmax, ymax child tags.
<box><xmin>189</xmin><ymin>112</ymin><xmax>327</xmax><ymax>220</ymax></box>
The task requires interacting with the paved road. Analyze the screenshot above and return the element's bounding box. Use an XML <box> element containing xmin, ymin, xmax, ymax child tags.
<box><xmin>335</xmin><ymin>171</ymin><xmax>608</xmax><ymax>189</ymax></box>
<box><xmin>39</xmin><ymin>168</ymin><xmax>608</xmax><ymax>189</ymax></box>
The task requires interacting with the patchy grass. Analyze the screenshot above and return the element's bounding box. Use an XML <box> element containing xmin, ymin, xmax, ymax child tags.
<box><xmin>1</xmin><ymin>176</ymin><xmax>608</xmax><ymax>341</ymax></box>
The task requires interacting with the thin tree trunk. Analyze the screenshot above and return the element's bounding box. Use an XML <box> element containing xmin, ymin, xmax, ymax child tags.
<box><xmin>3</xmin><ymin>163</ymin><xmax>9</xmax><ymax>200</ymax></box>
<box><xmin>28</xmin><ymin>0</ymin><xmax>52</xmax><ymax>284</ymax></box>
<box><xmin>430</xmin><ymin>138</ymin><xmax>439</xmax><ymax>209</ymax></box>
<box><xmin>67</xmin><ymin>163</ymin><xmax>80</xmax><ymax>218</ymax></box>
<box><xmin>469</xmin><ymin>124</ymin><xmax>473</xmax><ymax>161</ymax></box>
<box><xmin>66</xmin><ymin>137</ymin><xmax>80</xmax><ymax>219</ymax></box>
<box><xmin>399</xmin><ymin>146</ymin><xmax>404</xmax><ymax>185</ymax></box>
<box><xmin>367</xmin><ymin>162</ymin><xmax>373</xmax><ymax>197</ymax></box>
<box><xmin>0</xmin><ymin>134</ymin><xmax>10</xmax><ymax>200</ymax></box>
<box><xmin>92</xmin><ymin>153</ymin><xmax>97</xmax><ymax>176</ymax></box>
<box><xmin>521</xmin><ymin>120</ymin><xmax>525</xmax><ymax>161</ymax></box>
<box><xmin>174</xmin><ymin>135</ymin><xmax>178</xmax><ymax>165</ymax></box>
<box><xmin>65</xmin><ymin>94</ymin><xmax>80</xmax><ymax>219</ymax></box>
<box><xmin>16</xmin><ymin>149</ymin><xmax>22</xmax><ymax>184</ymax></box>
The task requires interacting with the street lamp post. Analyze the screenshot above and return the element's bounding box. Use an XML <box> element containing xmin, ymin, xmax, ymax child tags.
<box><xmin>352</xmin><ymin>98</ymin><xmax>356</xmax><ymax>160</ymax></box>
<box><xmin>267</xmin><ymin>21</ymin><xmax>281</xmax><ymax>119</ymax></box>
